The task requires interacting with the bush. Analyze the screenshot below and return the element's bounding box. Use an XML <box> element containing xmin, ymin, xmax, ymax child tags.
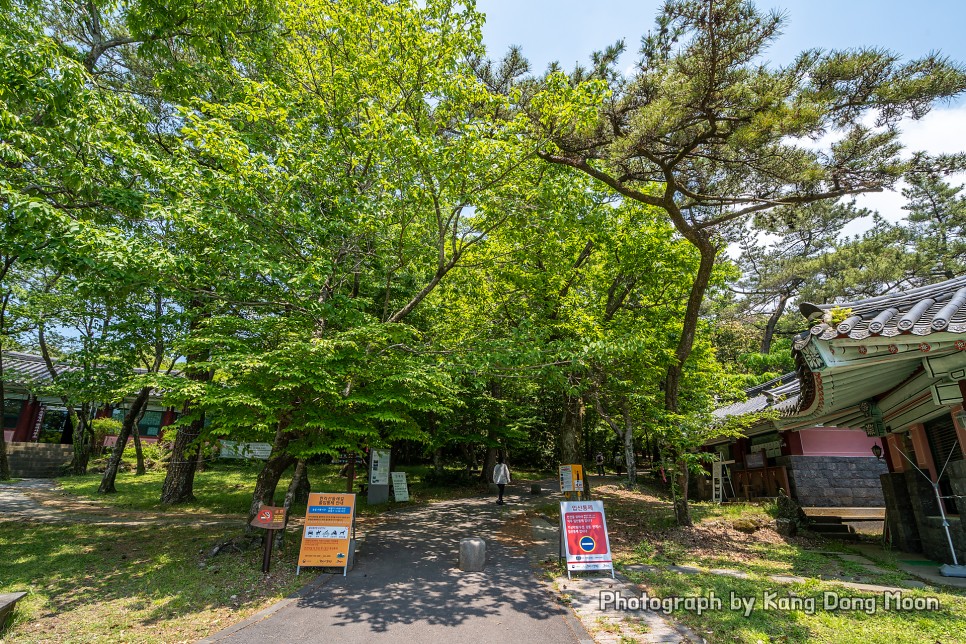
<box><xmin>91</xmin><ymin>418</ymin><xmax>122</xmax><ymax>457</ymax></box>
<box><xmin>422</xmin><ymin>468</ymin><xmax>475</xmax><ymax>487</ymax></box>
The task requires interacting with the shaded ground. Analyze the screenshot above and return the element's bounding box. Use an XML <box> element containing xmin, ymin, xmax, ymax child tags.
<box><xmin>201</xmin><ymin>490</ymin><xmax>592</xmax><ymax>644</ymax></box>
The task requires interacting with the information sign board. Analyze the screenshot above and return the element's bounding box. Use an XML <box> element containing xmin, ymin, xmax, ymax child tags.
<box><xmin>560</xmin><ymin>500</ymin><xmax>614</xmax><ymax>578</ymax></box>
<box><xmin>370</xmin><ymin>449</ymin><xmax>391</xmax><ymax>485</ymax></box>
<box><xmin>297</xmin><ymin>493</ymin><xmax>355</xmax><ymax>575</ymax></box>
<box><xmin>558</xmin><ymin>464</ymin><xmax>585</xmax><ymax>493</ymax></box>
<box><xmin>391</xmin><ymin>472</ymin><xmax>409</xmax><ymax>502</ymax></box>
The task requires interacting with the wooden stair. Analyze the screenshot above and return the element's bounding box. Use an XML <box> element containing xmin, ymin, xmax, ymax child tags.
<box><xmin>803</xmin><ymin>507</ymin><xmax>885</xmax><ymax>542</ymax></box>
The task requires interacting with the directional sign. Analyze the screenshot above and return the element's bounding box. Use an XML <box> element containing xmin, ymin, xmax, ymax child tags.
<box><xmin>298</xmin><ymin>493</ymin><xmax>355</xmax><ymax>573</ymax></box>
<box><xmin>560</xmin><ymin>500</ymin><xmax>614</xmax><ymax>577</ymax></box>
<box><xmin>250</xmin><ymin>505</ymin><xmax>286</xmax><ymax>530</ymax></box>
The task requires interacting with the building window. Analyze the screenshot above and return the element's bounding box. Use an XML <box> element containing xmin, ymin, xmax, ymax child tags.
<box><xmin>3</xmin><ymin>398</ymin><xmax>23</xmax><ymax>430</ymax></box>
<box><xmin>111</xmin><ymin>408</ymin><xmax>163</xmax><ymax>437</ymax></box>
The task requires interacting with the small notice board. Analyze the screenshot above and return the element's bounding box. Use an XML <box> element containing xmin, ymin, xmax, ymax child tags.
<box><xmin>560</xmin><ymin>500</ymin><xmax>614</xmax><ymax>579</ymax></box>
<box><xmin>391</xmin><ymin>472</ymin><xmax>409</xmax><ymax>502</ymax></box>
<box><xmin>250</xmin><ymin>505</ymin><xmax>286</xmax><ymax>530</ymax></box>
<box><xmin>559</xmin><ymin>464</ymin><xmax>585</xmax><ymax>498</ymax></box>
<box><xmin>297</xmin><ymin>493</ymin><xmax>355</xmax><ymax>576</ymax></box>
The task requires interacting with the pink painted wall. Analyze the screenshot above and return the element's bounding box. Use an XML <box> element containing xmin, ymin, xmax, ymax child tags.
<box><xmin>103</xmin><ymin>435</ymin><xmax>159</xmax><ymax>447</ymax></box>
<box><xmin>797</xmin><ymin>427</ymin><xmax>883</xmax><ymax>457</ymax></box>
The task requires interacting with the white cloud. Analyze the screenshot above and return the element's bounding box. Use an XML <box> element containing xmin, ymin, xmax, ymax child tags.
<box><xmin>842</xmin><ymin>105</ymin><xmax>966</xmax><ymax>236</ymax></box>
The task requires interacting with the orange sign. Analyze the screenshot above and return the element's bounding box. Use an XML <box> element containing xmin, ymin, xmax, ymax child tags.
<box><xmin>250</xmin><ymin>505</ymin><xmax>287</xmax><ymax>530</ymax></box>
<box><xmin>297</xmin><ymin>493</ymin><xmax>355</xmax><ymax>570</ymax></box>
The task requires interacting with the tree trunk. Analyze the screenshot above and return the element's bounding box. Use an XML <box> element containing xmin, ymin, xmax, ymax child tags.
<box><xmin>673</xmin><ymin>462</ymin><xmax>693</xmax><ymax>527</ymax></box>
<box><xmin>278</xmin><ymin>459</ymin><xmax>309</xmax><ymax>548</ymax></box>
<box><xmin>433</xmin><ymin>447</ymin><xmax>443</xmax><ymax>475</ymax></box>
<box><xmin>69</xmin><ymin>405</ymin><xmax>93</xmax><ymax>475</ymax></box>
<box><xmin>0</xmin><ymin>350</ymin><xmax>10</xmax><ymax>481</ymax></box>
<box><xmin>160</xmin><ymin>407</ymin><xmax>204</xmax><ymax>504</ymax></box>
<box><xmin>559</xmin><ymin>394</ymin><xmax>584</xmax><ymax>465</ymax></box>
<box><xmin>246</xmin><ymin>423</ymin><xmax>297</xmax><ymax>531</ymax></box>
<box><xmin>663</xmin><ymin>239</ymin><xmax>717</xmax><ymax>527</ymax></box>
<box><xmin>760</xmin><ymin>293</ymin><xmax>789</xmax><ymax>354</ymax></box>
<box><xmin>98</xmin><ymin>387</ymin><xmax>150</xmax><ymax>493</ymax></box>
<box><xmin>194</xmin><ymin>443</ymin><xmax>207</xmax><ymax>472</ymax></box>
<box><xmin>621</xmin><ymin>401</ymin><xmax>637</xmax><ymax>485</ymax></box>
<box><xmin>664</xmin><ymin>241</ymin><xmax>718</xmax><ymax>414</ymax></box>
<box><xmin>132</xmin><ymin>405</ymin><xmax>147</xmax><ymax>475</ymax></box>
<box><xmin>285</xmin><ymin>458</ymin><xmax>310</xmax><ymax>508</ymax></box>
<box><xmin>481</xmin><ymin>447</ymin><xmax>498</xmax><ymax>483</ymax></box>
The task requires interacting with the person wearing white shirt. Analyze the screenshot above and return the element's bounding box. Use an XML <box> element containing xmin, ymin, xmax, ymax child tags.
<box><xmin>492</xmin><ymin>455</ymin><xmax>511</xmax><ymax>505</ymax></box>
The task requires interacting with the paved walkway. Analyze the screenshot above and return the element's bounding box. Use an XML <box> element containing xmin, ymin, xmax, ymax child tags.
<box><xmin>201</xmin><ymin>492</ymin><xmax>593</xmax><ymax>644</ymax></box>
<box><xmin>3</xmin><ymin>475</ymin><xmax>691</xmax><ymax>643</ymax></box>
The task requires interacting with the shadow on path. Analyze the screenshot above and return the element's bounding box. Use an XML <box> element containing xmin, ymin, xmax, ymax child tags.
<box><xmin>205</xmin><ymin>489</ymin><xmax>590</xmax><ymax>643</ymax></box>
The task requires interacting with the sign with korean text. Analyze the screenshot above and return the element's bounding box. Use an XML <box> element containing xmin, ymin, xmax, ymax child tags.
<box><xmin>558</xmin><ymin>464</ymin><xmax>585</xmax><ymax>493</ymax></box>
<box><xmin>250</xmin><ymin>505</ymin><xmax>286</xmax><ymax>530</ymax></box>
<box><xmin>745</xmin><ymin>450</ymin><xmax>765</xmax><ymax>469</ymax></box>
<box><xmin>391</xmin><ymin>472</ymin><xmax>409</xmax><ymax>502</ymax></box>
<box><xmin>370</xmin><ymin>449</ymin><xmax>391</xmax><ymax>485</ymax></box>
<box><xmin>297</xmin><ymin>493</ymin><xmax>355</xmax><ymax>569</ymax></box>
<box><xmin>560</xmin><ymin>500</ymin><xmax>613</xmax><ymax>574</ymax></box>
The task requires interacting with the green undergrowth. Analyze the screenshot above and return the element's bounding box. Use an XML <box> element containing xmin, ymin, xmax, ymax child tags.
<box><xmin>56</xmin><ymin>460</ymin><xmax>527</xmax><ymax>517</ymax></box>
<box><xmin>0</xmin><ymin>521</ymin><xmax>308</xmax><ymax>643</ymax></box>
<box><xmin>585</xmin><ymin>482</ymin><xmax>966</xmax><ymax>644</ymax></box>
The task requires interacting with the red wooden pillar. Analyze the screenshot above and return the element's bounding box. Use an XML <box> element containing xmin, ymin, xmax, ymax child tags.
<box><xmin>157</xmin><ymin>407</ymin><xmax>177</xmax><ymax>440</ymax></box>
<box><xmin>12</xmin><ymin>397</ymin><xmax>40</xmax><ymax>442</ymax></box>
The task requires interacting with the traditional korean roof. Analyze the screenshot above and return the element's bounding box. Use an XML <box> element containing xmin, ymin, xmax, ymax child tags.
<box><xmin>793</xmin><ymin>275</ymin><xmax>966</xmax><ymax>351</ymax></box>
<box><xmin>712</xmin><ymin>372</ymin><xmax>800</xmax><ymax>420</ymax></box>
<box><xmin>2</xmin><ymin>351</ymin><xmax>68</xmax><ymax>384</ymax></box>
<box><xmin>788</xmin><ymin>275</ymin><xmax>966</xmax><ymax>425</ymax></box>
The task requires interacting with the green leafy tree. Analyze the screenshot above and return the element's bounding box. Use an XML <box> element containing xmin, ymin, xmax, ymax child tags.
<box><xmin>516</xmin><ymin>0</ymin><xmax>966</xmax><ymax>525</ymax></box>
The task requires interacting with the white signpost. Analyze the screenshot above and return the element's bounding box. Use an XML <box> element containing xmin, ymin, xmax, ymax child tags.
<box><xmin>391</xmin><ymin>472</ymin><xmax>410</xmax><ymax>502</ymax></box>
<box><xmin>560</xmin><ymin>500</ymin><xmax>614</xmax><ymax>579</ymax></box>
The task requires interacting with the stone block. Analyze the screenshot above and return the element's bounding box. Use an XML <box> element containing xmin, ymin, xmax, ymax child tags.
<box><xmin>459</xmin><ymin>537</ymin><xmax>486</xmax><ymax>572</ymax></box>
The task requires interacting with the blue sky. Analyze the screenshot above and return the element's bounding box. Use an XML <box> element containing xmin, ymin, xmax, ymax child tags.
<box><xmin>478</xmin><ymin>1</ymin><xmax>966</xmax><ymax>74</ymax></box>
<box><xmin>477</xmin><ymin>0</ymin><xmax>966</xmax><ymax>236</ymax></box>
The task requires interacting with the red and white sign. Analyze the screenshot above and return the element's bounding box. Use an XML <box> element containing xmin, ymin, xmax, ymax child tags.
<box><xmin>250</xmin><ymin>505</ymin><xmax>286</xmax><ymax>530</ymax></box>
<box><xmin>560</xmin><ymin>500</ymin><xmax>613</xmax><ymax>574</ymax></box>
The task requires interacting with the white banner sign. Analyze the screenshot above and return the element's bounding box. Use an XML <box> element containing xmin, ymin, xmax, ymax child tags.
<box><xmin>391</xmin><ymin>472</ymin><xmax>409</xmax><ymax>502</ymax></box>
<box><xmin>560</xmin><ymin>500</ymin><xmax>614</xmax><ymax>576</ymax></box>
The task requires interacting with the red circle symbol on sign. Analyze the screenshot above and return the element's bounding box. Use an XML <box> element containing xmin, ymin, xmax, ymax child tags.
<box><xmin>259</xmin><ymin>510</ymin><xmax>273</xmax><ymax>522</ymax></box>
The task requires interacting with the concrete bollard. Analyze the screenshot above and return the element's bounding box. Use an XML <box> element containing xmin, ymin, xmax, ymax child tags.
<box><xmin>530</xmin><ymin>484</ymin><xmax>542</xmax><ymax>495</ymax></box>
<box><xmin>459</xmin><ymin>537</ymin><xmax>486</xmax><ymax>572</ymax></box>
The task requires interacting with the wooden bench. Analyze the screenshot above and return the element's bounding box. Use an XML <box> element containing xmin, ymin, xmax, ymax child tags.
<box><xmin>0</xmin><ymin>592</ymin><xmax>26</xmax><ymax>630</ymax></box>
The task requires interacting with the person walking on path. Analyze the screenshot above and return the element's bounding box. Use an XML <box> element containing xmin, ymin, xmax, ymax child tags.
<box><xmin>595</xmin><ymin>452</ymin><xmax>605</xmax><ymax>476</ymax></box>
<box><xmin>493</xmin><ymin>455</ymin><xmax>511</xmax><ymax>505</ymax></box>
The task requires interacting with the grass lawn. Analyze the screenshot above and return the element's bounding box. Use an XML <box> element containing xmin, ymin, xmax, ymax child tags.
<box><xmin>54</xmin><ymin>458</ymin><xmax>509</xmax><ymax>516</ymax></box>
<box><xmin>586</xmin><ymin>482</ymin><xmax>966</xmax><ymax>644</ymax></box>
<box><xmin>0</xmin><ymin>520</ymin><xmax>306</xmax><ymax>643</ymax></box>
<box><xmin>1</xmin><ymin>457</ymin><xmax>511</xmax><ymax>642</ymax></box>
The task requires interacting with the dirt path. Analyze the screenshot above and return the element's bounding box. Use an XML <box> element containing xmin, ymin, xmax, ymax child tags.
<box><xmin>0</xmin><ymin>478</ymin><xmax>242</xmax><ymax>526</ymax></box>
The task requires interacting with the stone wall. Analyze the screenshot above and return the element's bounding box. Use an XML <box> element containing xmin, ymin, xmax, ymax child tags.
<box><xmin>779</xmin><ymin>455</ymin><xmax>887</xmax><ymax>507</ymax></box>
<box><xmin>880</xmin><ymin>472</ymin><xmax>921</xmax><ymax>553</ymax></box>
<box><xmin>879</xmin><ymin>461</ymin><xmax>966</xmax><ymax>564</ymax></box>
